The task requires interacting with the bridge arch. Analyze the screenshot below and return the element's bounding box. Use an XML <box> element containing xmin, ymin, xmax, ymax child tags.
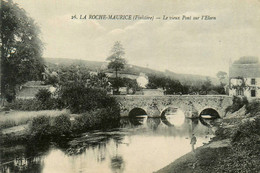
<box><xmin>128</xmin><ymin>107</ymin><xmax>147</xmax><ymax>118</ymax></box>
<box><xmin>128</xmin><ymin>107</ymin><xmax>148</xmax><ymax>126</ymax></box>
<box><xmin>198</xmin><ymin>107</ymin><xmax>221</xmax><ymax>127</ymax></box>
<box><xmin>198</xmin><ymin>107</ymin><xmax>221</xmax><ymax>118</ymax></box>
<box><xmin>160</xmin><ymin>107</ymin><xmax>185</xmax><ymax>127</ymax></box>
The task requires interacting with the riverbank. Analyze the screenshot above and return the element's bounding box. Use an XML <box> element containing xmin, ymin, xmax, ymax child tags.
<box><xmin>156</xmin><ymin>109</ymin><xmax>260</xmax><ymax>173</ymax></box>
<box><xmin>0</xmin><ymin>107</ymin><xmax>121</xmax><ymax>147</ymax></box>
<box><xmin>0</xmin><ymin>109</ymin><xmax>69</xmax><ymax>130</ymax></box>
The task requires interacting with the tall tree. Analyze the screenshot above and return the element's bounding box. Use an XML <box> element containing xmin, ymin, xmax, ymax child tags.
<box><xmin>106</xmin><ymin>41</ymin><xmax>126</xmax><ymax>93</ymax></box>
<box><xmin>216</xmin><ymin>71</ymin><xmax>228</xmax><ymax>85</ymax></box>
<box><xmin>1</xmin><ymin>0</ymin><xmax>45</xmax><ymax>103</ymax></box>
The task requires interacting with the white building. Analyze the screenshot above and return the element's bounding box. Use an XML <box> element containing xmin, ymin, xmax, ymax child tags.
<box><xmin>136</xmin><ymin>73</ymin><xmax>149</xmax><ymax>88</ymax></box>
<box><xmin>229</xmin><ymin>56</ymin><xmax>260</xmax><ymax>98</ymax></box>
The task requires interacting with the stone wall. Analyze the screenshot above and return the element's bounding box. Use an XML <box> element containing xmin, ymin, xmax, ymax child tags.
<box><xmin>114</xmin><ymin>95</ymin><xmax>233</xmax><ymax>118</ymax></box>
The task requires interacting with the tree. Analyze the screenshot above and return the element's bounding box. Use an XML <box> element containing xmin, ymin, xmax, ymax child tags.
<box><xmin>216</xmin><ymin>71</ymin><xmax>228</xmax><ymax>85</ymax></box>
<box><xmin>1</xmin><ymin>0</ymin><xmax>45</xmax><ymax>103</ymax></box>
<box><xmin>106</xmin><ymin>41</ymin><xmax>126</xmax><ymax>93</ymax></box>
<box><xmin>200</xmin><ymin>77</ymin><xmax>212</xmax><ymax>94</ymax></box>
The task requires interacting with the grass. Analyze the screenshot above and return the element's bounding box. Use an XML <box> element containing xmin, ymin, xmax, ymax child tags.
<box><xmin>0</xmin><ymin>109</ymin><xmax>69</xmax><ymax>130</ymax></box>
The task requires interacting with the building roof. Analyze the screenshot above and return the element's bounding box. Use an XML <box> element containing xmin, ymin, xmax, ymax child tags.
<box><xmin>229</xmin><ymin>57</ymin><xmax>260</xmax><ymax>78</ymax></box>
<box><xmin>229</xmin><ymin>64</ymin><xmax>260</xmax><ymax>78</ymax></box>
<box><xmin>23</xmin><ymin>81</ymin><xmax>45</xmax><ymax>87</ymax></box>
<box><xmin>16</xmin><ymin>81</ymin><xmax>52</xmax><ymax>99</ymax></box>
<box><xmin>16</xmin><ymin>86</ymin><xmax>49</xmax><ymax>99</ymax></box>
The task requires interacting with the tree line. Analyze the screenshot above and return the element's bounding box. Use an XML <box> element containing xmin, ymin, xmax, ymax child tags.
<box><xmin>0</xmin><ymin>0</ymin><xmax>227</xmax><ymax>107</ymax></box>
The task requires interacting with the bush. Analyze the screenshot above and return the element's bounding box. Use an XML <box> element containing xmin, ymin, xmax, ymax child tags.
<box><xmin>245</xmin><ymin>100</ymin><xmax>260</xmax><ymax>116</ymax></box>
<box><xmin>59</xmin><ymin>85</ymin><xmax>120</xmax><ymax>114</ymax></box>
<box><xmin>214</xmin><ymin>126</ymin><xmax>235</xmax><ymax>140</ymax></box>
<box><xmin>28</xmin><ymin>114</ymin><xmax>72</xmax><ymax>141</ymax></box>
<box><xmin>36</xmin><ymin>89</ymin><xmax>52</xmax><ymax>103</ymax></box>
<box><xmin>232</xmin><ymin>117</ymin><xmax>260</xmax><ymax>145</ymax></box>
<box><xmin>225</xmin><ymin>96</ymin><xmax>248</xmax><ymax>113</ymax></box>
<box><xmin>52</xmin><ymin>114</ymin><xmax>71</xmax><ymax>136</ymax></box>
<box><xmin>30</xmin><ymin>115</ymin><xmax>52</xmax><ymax>140</ymax></box>
<box><xmin>6</xmin><ymin>98</ymin><xmax>62</xmax><ymax>111</ymax></box>
<box><xmin>72</xmin><ymin>107</ymin><xmax>120</xmax><ymax>133</ymax></box>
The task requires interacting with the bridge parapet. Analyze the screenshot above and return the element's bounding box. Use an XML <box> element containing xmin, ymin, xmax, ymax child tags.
<box><xmin>114</xmin><ymin>95</ymin><xmax>233</xmax><ymax>118</ymax></box>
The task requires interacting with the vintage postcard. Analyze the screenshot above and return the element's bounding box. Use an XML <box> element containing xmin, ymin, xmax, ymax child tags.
<box><xmin>1</xmin><ymin>0</ymin><xmax>260</xmax><ymax>172</ymax></box>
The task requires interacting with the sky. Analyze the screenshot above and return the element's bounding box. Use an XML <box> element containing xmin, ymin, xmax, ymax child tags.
<box><xmin>13</xmin><ymin>0</ymin><xmax>260</xmax><ymax>77</ymax></box>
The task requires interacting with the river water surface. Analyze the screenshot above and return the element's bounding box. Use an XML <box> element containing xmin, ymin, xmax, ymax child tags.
<box><xmin>1</xmin><ymin>112</ymin><xmax>216</xmax><ymax>173</ymax></box>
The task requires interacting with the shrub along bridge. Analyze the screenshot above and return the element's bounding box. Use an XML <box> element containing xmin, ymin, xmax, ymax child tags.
<box><xmin>114</xmin><ymin>95</ymin><xmax>233</xmax><ymax>119</ymax></box>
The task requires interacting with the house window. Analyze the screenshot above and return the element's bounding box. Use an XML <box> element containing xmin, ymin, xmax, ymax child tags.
<box><xmin>251</xmin><ymin>78</ymin><xmax>256</xmax><ymax>85</ymax></box>
<box><xmin>251</xmin><ymin>90</ymin><xmax>256</xmax><ymax>97</ymax></box>
<box><xmin>236</xmin><ymin>89</ymin><xmax>244</xmax><ymax>96</ymax></box>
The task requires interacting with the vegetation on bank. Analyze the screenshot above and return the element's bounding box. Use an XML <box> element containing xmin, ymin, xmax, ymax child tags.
<box><xmin>1</xmin><ymin>106</ymin><xmax>120</xmax><ymax>145</ymax></box>
<box><xmin>0</xmin><ymin>109</ymin><xmax>68</xmax><ymax>130</ymax></box>
<box><xmin>157</xmin><ymin>99</ymin><xmax>260</xmax><ymax>173</ymax></box>
<box><xmin>202</xmin><ymin>116</ymin><xmax>260</xmax><ymax>172</ymax></box>
<box><xmin>225</xmin><ymin>96</ymin><xmax>249</xmax><ymax>113</ymax></box>
<box><xmin>210</xmin><ymin>99</ymin><xmax>260</xmax><ymax>172</ymax></box>
<box><xmin>1</xmin><ymin>85</ymin><xmax>121</xmax><ymax>145</ymax></box>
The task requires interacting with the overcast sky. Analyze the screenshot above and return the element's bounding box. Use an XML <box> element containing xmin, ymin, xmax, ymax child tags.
<box><xmin>14</xmin><ymin>0</ymin><xmax>260</xmax><ymax>77</ymax></box>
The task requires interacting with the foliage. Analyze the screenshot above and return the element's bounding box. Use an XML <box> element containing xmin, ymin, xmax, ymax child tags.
<box><xmin>200</xmin><ymin>77</ymin><xmax>212</xmax><ymax>94</ymax></box>
<box><xmin>214</xmin><ymin>124</ymin><xmax>237</xmax><ymax>140</ymax></box>
<box><xmin>52</xmin><ymin>114</ymin><xmax>71</xmax><ymax>136</ymax></box>
<box><xmin>72</xmin><ymin>107</ymin><xmax>120</xmax><ymax>132</ymax></box>
<box><xmin>57</xmin><ymin>64</ymin><xmax>90</xmax><ymax>86</ymax></box>
<box><xmin>107</xmin><ymin>41</ymin><xmax>126</xmax><ymax>75</ymax></box>
<box><xmin>0</xmin><ymin>109</ymin><xmax>68</xmax><ymax>130</ymax></box>
<box><xmin>109</xmin><ymin>77</ymin><xmax>125</xmax><ymax>91</ymax></box>
<box><xmin>225</xmin><ymin>96</ymin><xmax>248</xmax><ymax>113</ymax></box>
<box><xmin>44</xmin><ymin>72</ymin><xmax>59</xmax><ymax>86</ymax></box>
<box><xmin>6</xmin><ymin>98</ymin><xmax>62</xmax><ymax>111</ymax></box>
<box><xmin>171</xmin><ymin>117</ymin><xmax>260</xmax><ymax>173</ymax></box>
<box><xmin>146</xmin><ymin>75</ymin><xmax>188</xmax><ymax>94</ymax></box>
<box><xmin>232</xmin><ymin>117</ymin><xmax>260</xmax><ymax>144</ymax></box>
<box><xmin>29</xmin><ymin>115</ymin><xmax>52</xmax><ymax>140</ymax></box>
<box><xmin>36</xmin><ymin>89</ymin><xmax>52</xmax><ymax>103</ymax></box>
<box><xmin>229</xmin><ymin>76</ymin><xmax>246</xmax><ymax>90</ymax></box>
<box><xmin>106</xmin><ymin>41</ymin><xmax>127</xmax><ymax>91</ymax></box>
<box><xmin>1</xmin><ymin>0</ymin><xmax>45</xmax><ymax>102</ymax></box>
<box><xmin>216</xmin><ymin>71</ymin><xmax>228</xmax><ymax>85</ymax></box>
<box><xmin>52</xmin><ymin>65</ymin><xmax>111</xmax><ymax>93</ymax></box>
<box><xmin>164</xmin><ymin>78</ymin><xmax>189</xmax><ymax>95</ymax></box>
<box><xmin>109</xmin><ymin>77</ymin><xmax>139</xmax><ymax>94</ymax></box>
<box><xmin>146</xmin><ymin>74</ymin><xmax>224</xmax><ymax>95</ymax></box>
<box><xmin>28</xmin><ymin>114</ymin><xmax>73</xmax><ymax>141</ymax></box>
<box><xmin>59</xmin><ymin>84</ymin><xmax>119</xmax><ymax>114</ymax></box>
<box><xmin>211</xmin><ymin>85</ymin><xmax>226</xmax><ymax>94</ymax></box>
<box><xmin>245</xmin><ymin>100</ymin><xmax>260</xmax><ymax>116</ymax></box>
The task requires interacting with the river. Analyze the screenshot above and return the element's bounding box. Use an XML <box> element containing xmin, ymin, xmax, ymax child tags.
<box><xmin>1</xmin><ymin>112</ymin><xmax>217</xmax><ymax>173</ymax></box>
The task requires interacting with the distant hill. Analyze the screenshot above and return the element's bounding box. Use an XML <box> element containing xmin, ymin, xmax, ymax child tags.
<box><xmin>44</xmin><ymin>58</ymin><xmax>219</xmax><ymax>85</ymax></box>
<box><xmin>164</xmin><ymin>70</ymin><xmax>219</xmax><ymax>86</ymax></box>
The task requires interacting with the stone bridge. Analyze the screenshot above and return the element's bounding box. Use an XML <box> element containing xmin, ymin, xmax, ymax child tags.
<box><xmin>114</xmin><ymin>95</ymin><xmax>233</xmax><ymax>118</ymax></box>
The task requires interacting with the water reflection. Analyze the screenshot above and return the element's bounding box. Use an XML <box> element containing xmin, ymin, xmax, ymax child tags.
<box><xmin>1</xmin><ymin>117</ymin><xmax>217</xmax><ymax>173</ymax></box>
<box><xmin>128</xmin><ymin>108</ymin><xmax>147</xmax><ymax>126</ymax></box>
<box><xmin>147</xmin><ymin>117</ymin><xmax>160</xmax><ymax>130</ymax></box>
<box><xmin>129</xmin><ymin>115</ymin><xmax>147</xmax><ymax>126</ymax></box>
<box><xmin>161</xmin><ymin>108</ymin><xmax>185</xmax><ymax>127</ymax></box>
<box><xmin>110</xmin><ymin>156</ymin><xmax>125</xmax><ymax>173</ymax></box>
<box><xmin>0</xmin><ymin>142</ymin><xmax>49</xmax><ymax>173</ymax></box>
<box><xmin>110</xmin><ymin>143</ymin><xmax>125</xmax><ymax>173</ymax></box>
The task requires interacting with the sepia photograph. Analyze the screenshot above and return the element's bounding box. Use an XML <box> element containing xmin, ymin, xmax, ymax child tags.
<box><xmin>1</xmin><ymin>0</ymin><xmax>260</xmax><ymax>172</ymax></box>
